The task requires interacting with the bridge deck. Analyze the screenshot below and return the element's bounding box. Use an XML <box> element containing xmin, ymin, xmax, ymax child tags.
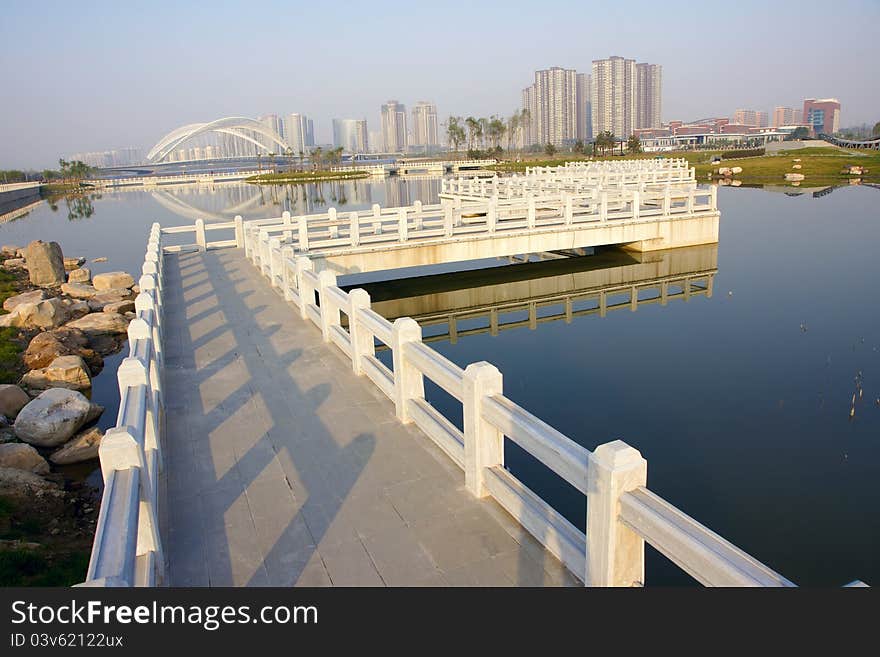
<box><xmin>161</xmin><ymin>249</ymin><xmax>578</xmax><ymax>586</ymax></box>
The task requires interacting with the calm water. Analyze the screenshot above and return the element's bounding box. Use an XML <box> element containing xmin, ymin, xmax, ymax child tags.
<box><xmin>3</xmin><ymin>179</ymin><xmax>877</xmax><ymax>586</ymax></box>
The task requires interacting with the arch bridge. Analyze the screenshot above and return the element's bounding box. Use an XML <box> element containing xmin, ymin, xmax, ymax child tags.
<box><xmin>147</xmin><ymin>117</ymin><xmax>289</xmax><ymax>163</ymax></box>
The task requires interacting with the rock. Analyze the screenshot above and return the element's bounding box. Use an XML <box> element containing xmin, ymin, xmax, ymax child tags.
<box><xmin>24</xmin><ymin>240</ymin><xmax>66</xmax><ymax>287</ymax></box>
<box><xmin>0</xmin><ymin>466</ymin><xmax>60</xmax><ymax>498</ymax></box>
<box><xmin>84</xmin><ymin>402</ymin><xmax>103</xmax><ymax>424</ymax></box>
<box><xmin>65</xmin><ymin>312</ymin><xmax>130</xmax><ymax>336</ymax></box>
<box><xmin>0</xmin><ymin>443</ymin><xmax>50</xmax><ymax>474</ymax></box>
<box><xmin>21</xmin><ymin>355</ymin><xmax>92</xmax><ymax>392</ymax></box>
<box><xmin>67</xmin><ymin>267</ymin><xmax>91</xmax><ymax>284</ymax></box>
<box><xmin>93</xmin><ymin>271</ymin><xmax>135</xmax><ymax>291</ymax></box>
<box><xmin>131</xmin><ymin>284</ymin><xmax>140</xmax><ymax>295</ymax></box>
<box><xmin>0</xmin><ymin>298</ymin><xmax>69</xmax><ymax>330</ymax></box>
<box><xmin>0</xmin><ymin>385</ymin><xmax>31</xmax><ymax>419</ymax></box>
<box><xmin>23</xmin><ymin>327</ymin><xmax>101</xmax><ymax>372</ymax></box>
<box><xmin>13</xmin><ymin>388</ymin><xmax>94</xmax><ymax>447</ymax></box>
<box><xmin>59</xmin><ymin>298</ymin><xmax>90</xmax><ymax>320</ymax></box>
<box><xmin>63</xmin><ymin>257</ymin><xmax>86</xmax><ymax>270</ymax></box>
<box><xmin>103</xmin><ymin>300</ymin><xmax>135</xmax><ymax>314</ymax></box>
<box><xmin>785</xmin><ymin>173</ymin><xmax>805</xmax><ymax>181</ymax></box>
<box><xmin>792</xmin><ymin>164</ymin><xmax>802</xmax><ymax>170</ymax></box>
<box><xmin>87</xmin><ymin>292</ymin><xmax>128</xmax><ymax>312</ymax></box>
<box><xmin>60</xmin><ymin>282</ymin><xmax>99</xmax><ymax>299</ymax></box>
<box><xmin>2</xmin><ymin>258</ymin><xmax>26</xmax><ymax>269</ymax></box>
<box><xmin>730</xmin><ymin>166</ymin><xmax>743</xmax><ymax>175</ymax></box>
<box><xmin>49</xmin><ymin>426</ymin><xmax>103</xmax><ymax>465</ymax></box>
<box><xmin>717</xmin><ymin>167</ymin><xmax>731</xmax><ymax>176</ymax></box>
<box><xmin>1</xmin><ymin>245</ymin><xmax>20</xmax><ymax>256</ymax></box>
<box><xmin>3</xmin><ymin>289</ymin><xmax>47</xmax><ymax>312</ymax></box>
<box><xmin>92</xmin><ymin>257</ymin><xmax>108</xmax><ymax>263</ymax></box>
<box><xmin>0</xmin><ymin>427</ymin><xmax>18</xmax><ymax>444</ymax></box>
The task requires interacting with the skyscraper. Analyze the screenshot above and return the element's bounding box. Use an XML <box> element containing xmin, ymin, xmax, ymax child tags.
<box><xmin>332</xmin><ymin>119</ymin><xmax>369</xmax><ymax>152</ymax></box>
<box><xmin>803</xmin><ymin>98</ymin><xmax>841</xmax><ymax>135</ymax></box>
<box><xmin>576</xmin><ymin>73</ymin><xmax>593</xmax><ymax>141</ymax></box>
<box><xmin>591</xmin><ymin>56</ymin><xmax>636</xmax><ymax>139</ymax></box>
<box><xmin>286</xmin><ymin>113</ymin><xmax>315</xmax><ymax>155</ymax></box>
<box><xmin>521</xmin><ymin>67</ymin><xmax>581</xmax><ymax>147</ymax></box>
<box><xmin>381</xmin><ymin>101</ymin><xmax>407</xmax><ymax>152</ymax></box>
<box><xmin>635</xmin><ymin>63</ymin><xmax>662</xmax><ymax>129</ymax></box>
<box><xmin>259</xmin><ymin>114</ymin><xmax>285</xmax><ymax>149</ymax></box>
<box><xmin>410</xmin><ymin>102</ymin><xmax>439</xmax><ymax>151</ymax></box>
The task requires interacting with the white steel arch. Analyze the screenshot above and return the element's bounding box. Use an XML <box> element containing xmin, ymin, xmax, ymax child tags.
<box><xmin>147</xmin><ymin>117</ymin><xmax>289</xmax><ymax>162</ymax></box>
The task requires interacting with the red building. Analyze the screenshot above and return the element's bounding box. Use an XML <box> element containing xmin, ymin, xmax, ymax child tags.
<box><xmin>802</xmin><ymin>98</ymin><xmax>841</xmax><ymax>136</ymax></box>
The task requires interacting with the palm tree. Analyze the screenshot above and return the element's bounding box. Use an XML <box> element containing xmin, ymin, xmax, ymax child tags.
<box><xmin>506</xmin><ymin>110</ymin><xmax>520</xmax><ymax>152</ymax></box>
<box><xmin>310</xmin><ymin>147</ymin><xmax>323</xmax><ymax>170</ymax></box>
<box><xmin>465</xmin><ymin>117</ymin><xmax>480</xmax><ymax>151</ymax></box>
<box><xmin>446</xmin><ymin>116</ymin><xmax>466</xmax><ymax>153</ymax></box>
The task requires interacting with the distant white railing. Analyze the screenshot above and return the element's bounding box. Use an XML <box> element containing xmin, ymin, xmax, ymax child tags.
<box><xmin>81</xmin><ymin>223</ymin><xmax>166</xmax><ymax>587</ymax></box>
<box><xmin>0</xmin><ymin>181</ymin><xmax>43</xmax><ymax>194</ymax></box>
<box><xmin>241</xmin><ymin>184</ymin><xmax>716</xmax><ymax>264</ymax></box>
<box><xmin>239</xmin><ymin>222</ymin><xmax>813</xmax><ymax>587</ymax></box>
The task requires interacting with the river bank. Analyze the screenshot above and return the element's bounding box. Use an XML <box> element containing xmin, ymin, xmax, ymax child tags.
<box><xmin>0</xmin><ymin>241</ymin><xmax>139</xmax><ymax>585</ymax></box>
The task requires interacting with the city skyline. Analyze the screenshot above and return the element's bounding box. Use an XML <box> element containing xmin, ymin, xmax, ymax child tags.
<box><xmin>1</xmin><ymin>0</ymin><xmax>878</xmax><ymax>168</ymax></box>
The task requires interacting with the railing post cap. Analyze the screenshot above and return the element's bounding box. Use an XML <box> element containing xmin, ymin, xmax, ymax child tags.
<box><xmin>592</xmin><ymin>440</ymin><xmax>645</xmax><ymax>470</ymax></box>
<box><xmin>317</xmin><ymin>269</ymin><xmax>336</xmax><ymax>284</ymax></box>
<box><xmin>349</xmin><ymin>287</ymin><xmax>370</xmax><ymax>304</ymax></box>
<box><xmin>392</xmin><ymin>316</ymin><xmax>421</xmax><ymax>337</ymax></box>
<box><xmin>464</xmin><ymin>360</ymin><xmax>502</xmax><ymax>381</ymax></box>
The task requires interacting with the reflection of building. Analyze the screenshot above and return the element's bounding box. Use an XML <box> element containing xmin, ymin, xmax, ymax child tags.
<box><xmin>803</xmin><ymin>98</ymin><xmax>840</xmax><ymax>135</ymax></box>
<box><xmin>410</xmin><ymin>102</ymin><xmax>439</xmax><ymax>151</ymax></box>
<box><xmin>332</xmin><ymin>119</ymin><xmax>369</xmax><ymax>152</ymax></box>
<box><xmin>287</xmin><ymin>113</ymin><xmax>315</xmax><ymax>155</ymax></box>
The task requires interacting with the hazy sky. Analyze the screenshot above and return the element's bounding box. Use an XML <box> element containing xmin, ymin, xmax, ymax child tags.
<box><xmin>1</xmin><ymin>0</ymin><xmax>878</xmax><ymax>169</ymax></box>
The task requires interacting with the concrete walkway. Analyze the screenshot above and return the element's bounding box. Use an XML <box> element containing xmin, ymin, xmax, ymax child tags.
<box><xmin>161</xmin><ymin>249</ymin><xmax>579</xmax><ymax>586</ymax></box>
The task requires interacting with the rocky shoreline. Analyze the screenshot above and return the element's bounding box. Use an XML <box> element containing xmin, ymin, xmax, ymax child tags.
<box><xmin>0</xmin><ymin>239</ymin><xmax>137</xmax><ymax>585</ymax></box>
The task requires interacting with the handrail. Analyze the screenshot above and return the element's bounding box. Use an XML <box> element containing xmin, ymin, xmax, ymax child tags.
<box><xmin>80</xmin><ymin>222</ymin><xmax>166</xmax><ymax>587</ymax></box>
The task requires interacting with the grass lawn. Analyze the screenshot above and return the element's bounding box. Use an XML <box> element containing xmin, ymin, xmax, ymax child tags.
<box><xmin>246</xmin><ymin>169</ymin><xmax>371</xmax><ymax>184</ymax></box>
<box><xmin>0</xmin><ymin>267</ymin><xmax>27</xmax><ymax>384</ymax></box>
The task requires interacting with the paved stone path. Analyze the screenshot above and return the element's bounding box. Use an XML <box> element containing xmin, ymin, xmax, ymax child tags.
<box><xmin>161</xmin><ymin>249</ymin><xmax>579</xmax><ymax>586</ymax></box>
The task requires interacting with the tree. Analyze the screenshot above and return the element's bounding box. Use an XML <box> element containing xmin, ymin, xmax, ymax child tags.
<box><xmin>873</xmin><ymin>122</ymin><xmax>880</xmax><ymax>138</ymax></box>
<box><xmin>446</xmin><ymin>116</ymin><xmax>466</xmax><ymax>153</ymax></box>
<box><xmin>544</xmin><ymin>143</ymin><xmax>557</xmax><ymax>156</ymax></box>
<box><xmin>487</xmin><ymin>115</ymin><xmax>506</xmax><ymax>150</ymax></box>
<box><xmin>594</xmin><ymin>131</ymin><xmax>616</xmax><ymax>157</ymax></box>
<box><xmin>310</xmin><ymin>147</ymin><xmax>323</xmax><ymax>169</ymax></box>
<box><xmin>627</xmin><ymin>135</ymin><xmax>642</xmax><ymax>154</ymax></box>
<box><xmin>465</xmin><ymin>117</ymin><xmax>481</xmax><ymax>151</ymax></box>
<box><xmin>573</xmin><ymin>139</ymin><xmax>585</xmax><ymax>154</ymax></box>
<box><xmin>506</xmin><ymin>110</ymin><xmax>520</xmax><ymax>152</ymax></box>
<box><xmin>786</xmin><ymin>126</ymin><xmax>809</xmax><ymax>141</ymax></box>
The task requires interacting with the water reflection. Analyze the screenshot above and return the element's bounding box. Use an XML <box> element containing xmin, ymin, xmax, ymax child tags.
<box><xmin>365</xmin><ymin>245</ymin><xmax>717</xmax><ymax>346</ymax></box>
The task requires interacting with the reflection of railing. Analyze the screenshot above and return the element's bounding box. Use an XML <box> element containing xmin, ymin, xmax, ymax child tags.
<box><xmin>241</xmin><ymin>226</ymin><xmax>816</xmax><ymax>587</ymax></box>
<box><xmin>374</xmin><ymin>271</ymin><xmax>715</xmax><ymax>347</ymax></box>
<box><xmin>81</xmin><ymin>223</ymin><xmax>165</xmax><ymax>587</ymax></box>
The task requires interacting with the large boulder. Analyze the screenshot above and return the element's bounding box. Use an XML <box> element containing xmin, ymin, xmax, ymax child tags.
<box><xmin>2</xmin><ymin>258</ymin><xmax>26</xmax><ymax>269</ymax></box>
<box><xmin>13</xmin><ymin>388</ymin><xmax>94</xmax><ymax>447</ymax></box>
<box><xmin>0</xmin><ymin>443</ymin><xmax>50</xmax><ymax>474</ymax></box>
<box><xmin>65</xmin><ymin>312</ymin><xmax>130</xmax><ymax>336</ymax></box>
<box><xmin>87</xmin><ymin>292</ymin><xmax>129</xmax><ymax>312</ymax></box>
<box><xmin>104</xmin><ymin>300</ymin><xmax>135</xmax><ymax>314</ymax></box>
<box><xmin>49</xmin><ymin>426</ymin><xmax>103</xmax><ymax>465</ymax></box>
<box><xmin>23</xmin><ymin>327</ymin><xmax>101</xmax><ymax>372</ymax></box>
<box><xmin>3</xmin><ymin>289</ymin><xmax>47</xmax><ymax>312</ymax></box>
<box><xmin>67</xmin><ymin>268</ymin><xmax>91</xmax><ymax>284</ymax></box>
<box><xmin>21</xmin><ymin>355</ymin><xmax>92</xmax><ymax>392</ymax></box>
<box><xmin>24</xmin><ymin>240</ymin><xmax>66</xmax><ymax>287</ymax></box>
<box><xmin>93</xmin><ymin>271</ymin><xmax>135</xmax><ymax>291</ymax></box>
<box><xmin>63</xmin><ymin>257</ymin><xmax>85</xmax><ymax>270</ymax></box>
<box><xmin>0</xmin><ymin>298</ymin><xmax>69</xmax><ymax>329</ymax></box>
<box><xmin>60</xmin><ymin>282</ymin><xmax>99</xmax><ymax>299</ymax></box>
<box><xmin>58</xmin><ymin>297</ymin><xmax>90</xmax><ymax>320</ymax></box>
<box><xmin>0</xmin><ymin>385</ymin><xmax>30</xmax><ymax>418</ymax></box>
<box><xmin>0</xmin><ymin>466</ymin><xmax>61</xmax><ymax>501</ymax></box>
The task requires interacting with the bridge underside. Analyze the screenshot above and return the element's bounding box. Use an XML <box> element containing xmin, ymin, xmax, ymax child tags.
<box><xmin>161</xmin><ymin>249</ymin><xmax>578</xmax><ymax>586</ymax></box>
<box><xmin>308</xmin><ymin>212</ymin><xmax>720</xmax><ymax>276</ymax></box>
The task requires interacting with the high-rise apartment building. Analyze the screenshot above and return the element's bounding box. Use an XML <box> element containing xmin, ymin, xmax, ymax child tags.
<box><xmin>259</xmin><ymin>114</ymin><xmax>285</xmax><ymax>147</ymax></box>
<box><xmin>772</xmin><ymin>106</ymin><xmax>804</xmax><ymax>127</ymax></box>
<box><xmin>286</xmin><ymin>113</ymin><xmax>315</xmax><ymax>155</ymax></box>
<box><xmin>521</xmin><ymin>67</ymin><xmax>582</xmax><ymax>146</ymax></box>
<box><xmin>591</xmin><ymin>56</ymin><xmax>636</xmax><ymax>139</ymax></box>
<box><xmin>332</xmin><ymin>119</ymin><xmax>369</xmax><ymax>152</ymax></box>
<box><xmin>410</xmin><ymin>102</ymin><xmax>439</xmax><ymax>151</ymax></box>
<box><xmin>635</xmin><ymin>63</ymin><xmax>662</xmax><ymax>129</ymax></box>
<box><xmin>803</xmin><ymin>98</ymin><xmax>840</xmax><ymax>135</ymax></box>
<box><xmin>732</xmin><ymin>109</ymin><xmax>768</xmax><ymax>127</ymax></box>
<box><xmin>381</xmin><ymin>101</ymin><xmax>407</xmax><ymax>152</ymax></box>
<box><xmin>576</xmin><ymin>73</ymin><xmax>593</xmax><ymax>141</ymax></box>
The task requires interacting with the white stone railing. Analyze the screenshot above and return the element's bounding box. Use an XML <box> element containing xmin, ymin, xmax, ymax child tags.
<box><xmin>0</xmin><ymin>181</ymin><xmax>44</xmax><ymax>194</ymax></box>
<box><xmin>80</xmin><ymin>223</ymin><xmax>166</xmax><ymax>587</ymax></box>
<box><xmin>241</xmin><ymin>228</ymin><xmax>813</xmax><ymax>587</ymax></box>
<box><xmin>243</xmin><ymin>184</ymin><xmax>716</xmax><ymax>262</ymax></box>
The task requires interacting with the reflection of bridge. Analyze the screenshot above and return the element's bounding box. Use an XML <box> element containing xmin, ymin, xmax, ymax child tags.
<box><xmin>88</xmin><ymin>170</ymin><xmax>261</xmax><ymax>188</ymax></box>
<box><xmin>364</xmin><ymin>245</ymin><xmax>717</xmax><ymax>345</ymax></box>
<box><xmin>331</xmin><ymin>159</ymin><xmax>497</xmax><ymax>177</ymax></box>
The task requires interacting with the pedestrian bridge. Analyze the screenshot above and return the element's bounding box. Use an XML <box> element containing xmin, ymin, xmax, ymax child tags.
<box><xmin>80</xmin><ymin>160</ymin><xmax>867</xmax><ymax>588</ymax></box>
